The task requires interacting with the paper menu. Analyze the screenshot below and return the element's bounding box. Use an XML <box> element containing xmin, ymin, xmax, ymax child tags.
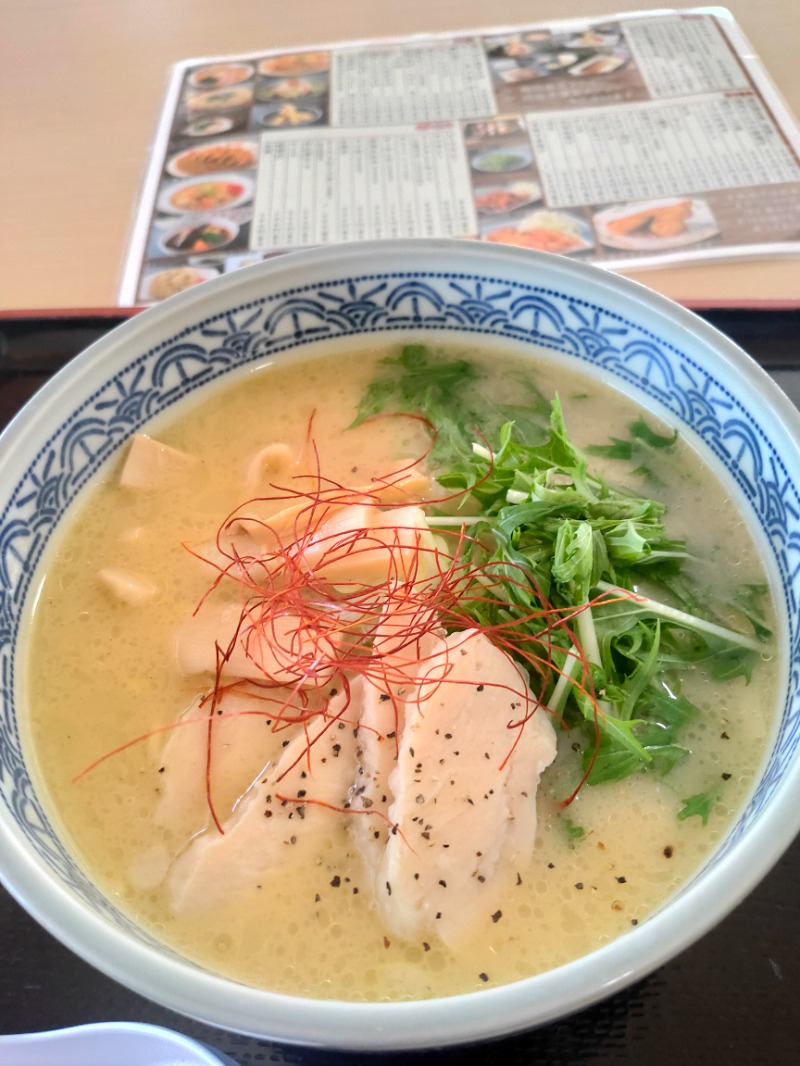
<box><xmin>120</xmin><ymin>8</ymin><xmax>800</xmax><ymax>306</ymax></box>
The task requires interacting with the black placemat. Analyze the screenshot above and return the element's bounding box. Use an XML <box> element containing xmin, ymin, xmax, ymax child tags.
<box><xmin>1</xmin><ymin>311</ymin><xmax>799</xmax><ymax>1063</ymax></box>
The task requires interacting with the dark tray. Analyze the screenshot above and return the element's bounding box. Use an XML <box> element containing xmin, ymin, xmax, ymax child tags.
<box><xmin>1</xmin><ymin>311</ymin><xmax>799</xmax><ymax>1064</ymax></box>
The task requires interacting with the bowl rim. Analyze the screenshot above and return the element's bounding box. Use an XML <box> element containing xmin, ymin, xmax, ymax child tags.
<box><xmin>2</xmin><ymin>239</ymin><xmax>800</xmax><ymax>1050</ymax></box>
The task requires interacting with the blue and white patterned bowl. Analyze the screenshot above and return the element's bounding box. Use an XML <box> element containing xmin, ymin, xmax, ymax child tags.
<box><xmin>1</xmin><ymin>240</ymin><xmax>799</xmax><ymax>1049</ymax></box>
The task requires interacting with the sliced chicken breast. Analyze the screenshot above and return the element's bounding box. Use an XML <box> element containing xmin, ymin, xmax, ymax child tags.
<box><xmin>168</xmin><ymin>698</ymin><xmax>357</xmax><ymax>914</ymax></box>
<box><xmin>373</xmin><ymin>628</ymin><xmax>557</xmax><ymax>947</ymax></box>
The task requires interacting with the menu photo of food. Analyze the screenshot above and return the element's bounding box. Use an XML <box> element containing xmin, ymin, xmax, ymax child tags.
<box><xmin>484</xmin><ymin>22</ymin><xmax>631</xmax><ymax>86</ymax></box>
<box><xmin>470</xmin><ymin>142</ymin><xmax>534</xmax><ymax>175</ymax></box>
<box><xmin>481</xmin><ymin>208</ymin><xmax>594</xmax><ymax>255</ymax></box>
<box><xmin>185</xmin><ymin>84</ymin><xmax>255</xmax><ymax>114</ymax></box>
<box><xmin>165</xmin><ymin>138</ymin><xmax>259</xmax><ymax>178</ymax></box>
<box><xmin>139</xmin><ymin>264</ymin><xmax>222</xmax><ymax>303</ymax></box>
<box><xmin>169</xmin><ymin>62</ymin><xmax>260</xmax><ymax>142</ymax></box>
<box><xmin>465</xmin><ymin>114</ymin><xmax>550</xmax><ymax>236</ymax></box>
<box><xmin>563</xmin><ymin>27</ymin><xmax>622</xmax><ymax>50</ymax></box>
<box><xmin>151</xmin><ymin>130</ymin><xmax>259</xmax><ymax>265</ymax></box>
<box><xmin>188</xmin><ymin>62</ymin><xmax>256</xmax><ymax>89</ymax></box>
<box><xmin>474</xmin><ymin>181</ymin><xmax>543</xmax><ymax>217</ymax></box>
<box><xmin>252</xmin><ymin>50</ymin><xmax>331</xmax><ymax>131</ymax></box>
<box><xmin>252</xmin><ymin>101</ymin><xmax>327</xmax><ymax>130</ymax></box>
<box><xmin>567</xmin><ymin>51</ymin><xmax>629</xmax><ymax>78</ymax></box>
<box><xmin>259</xmin><ymin>51</ymin><xmax>330</xmax><ymax>77</ymax></box>
<box><xmin>593</xmin><ymin>197</ymin><xmax>720</xmax><ymax>251</ymax></box>
<box><xmin>255</xmin><ymin>74</ymin><xmax>329</xmax><ymax>103</ymax></box>
<box><xmin>463</xmin><ymin>118</ymin><xmax>525</xmax><ymax>141</ymax></box>
<box><xmin>157</xmin><ymin>172</ymin><xmax>254</xmax><ymax>215</ymax></box>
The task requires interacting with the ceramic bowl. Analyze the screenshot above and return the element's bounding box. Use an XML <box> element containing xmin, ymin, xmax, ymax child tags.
<box><xmin>1</xmin><ymin>240</ymin><xmax>799</xmax><ymax>1050</ymax></box>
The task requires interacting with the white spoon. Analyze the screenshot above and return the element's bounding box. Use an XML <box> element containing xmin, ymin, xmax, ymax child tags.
<box><xmin>0</xmin><ymin>1022</ymin><xmax>236</xmax><ymax>1065</ymax></box>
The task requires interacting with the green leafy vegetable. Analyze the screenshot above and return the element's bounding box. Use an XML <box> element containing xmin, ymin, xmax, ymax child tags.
<box><xmin>677</xmin><ymin>786</ymin><xmax>723</xmax><ymax>825</ymax></box>
<box><xmin>356</xmin><ymin>344</ymin><xmax>773</xmax><ymax>806</ymax></box>
<box><xmin>561</xmin><ymin>816</ymin><xmax>586</xmax><ymax>843</ymax></box>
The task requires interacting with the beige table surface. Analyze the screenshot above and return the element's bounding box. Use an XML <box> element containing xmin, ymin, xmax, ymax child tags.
<box><xmin>2</xmin><ymin>0</ymin><xmax>799</xmax><ymax>311</ymax></box>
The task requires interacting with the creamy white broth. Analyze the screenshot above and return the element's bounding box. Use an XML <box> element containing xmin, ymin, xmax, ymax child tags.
<box><xmin>23</xmin><ymin>343</ymin><xmax>777</xmax><ymax>1001</ymax></box>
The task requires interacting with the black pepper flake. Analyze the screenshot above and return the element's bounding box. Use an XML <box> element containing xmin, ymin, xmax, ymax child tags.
<box><xmin>297</xmin><ymin>789</ymin><xmax>306</xmax><ymax>798</ymax></box>
<box><xmin>721</xmin><ymin>772</ymin><xmax>732</xmax><ymax>780</ymax></box>
<box><xmin>721</xmin><ymin>731</ymin><xmax>730</xmax><ymax>739</ymax></box>
<box><xmin>547</xmin><ymin>862</ymin><xmax>554</xmax><ymax>870</ymax></box>
<box><xmin>330</xmin><ymin>875</ymin><xmax>341</xmax><ymax>888</ymax></box>
<box><xmin>379</xmin><ymin>694</ymin><xmax>391</xmax><ymax>702</ymax></box>
<box><xmin>387</xmin><ymin>731</ymin><xmax>396</xmax><ymax>739</ymax></box>
<box><xmin>353</xmin><ymin>887</ymin><xmax>359</xmax><ymax>894</ymax></box>
<box><xmin>158</xmin><ymin>766</ymin><xmax>165</xmax><ymax>774</ymax></box>
<box><xmin>477</xmin><ymin>684</ymin><xmax>484</xmax><ymax>692</ymax></box>
<box><xmin>409</xmin><ymin>746</ymin><xmax>415</xmax><ymax>757</ymax></box>
<box><xmin>438</xmin><ymin>879</ymin><xmax>447</xmax><ymax>888</ymax></box>
<box><xmin>663</xmin><ymin>845</ymin><xmax>674</xmax><ymax>859</ymax></box>
<box><xmin>314</xmin><ymin>893</ymin><xmax>321</xmax><ymax>902</ymax></box>
<box><xmin>478</xmin><ymin>972</ymin><xmax>489</xmax><ymax>982</ymax></box>
<box><xmin>477</xmin><ymin>874</ymin><xmax>486</xmax><ymax>883</ymax></box>
<box><xmin>491</xmin><ymin>910</ymin><xmax>502</xmax><ymax>923</ymax></box>
<box><xmin>631</xmin><ymin>919</ymin><xmax>639</xmax><ymax>926</ymax></box>
<box><xmin>444</xmin><ymin>733</ymin><xmax>453</xmax><ymax>739</ymax></box>
<box><xmin>575</xmin><ymin>882</ymin><xmax>584</xmax><ymax>890</ymax></box>
<box><xmin>264</xmin><ymin>810</ymin><xmax>273</xmax><ymax>818</ymax></box>
<box><xmin>328</xmin><ymin>687</ymin><xmax>338</xmax><ymax>697</ymax></box>
<box><xmin>423</xmin><ymin>942</ymin><xmax>431</xmax><ymax>952</ymax></box>
<box><xmin>282</xmin><ymin>740</ymin><xmax>290</xmax><ymax>747</ymax></box>
<box><xmin>615</xmin><ymin>876</ymin><xmax>627</xmax><ymax>884</ymax></box>
<box><xmin>289</xmin><ymin>835</ymin><xmax>297</xmax><ymax>845</ymax></box>
<box><xmin>516</xmin><ymin>872</ymin><xmax>523</xmax><ymax>886</ymax></box>
<box><xmin>435</xmin><ymin>912</ymin><xmax>442</xmax><ymax>919</ymax></box>
<box><xmin>414</xmin><ymin>872</ymin><xmax>420</xmax><ymax>880</ymax></box>
<box><xmin>386</xmin><ymin>881</ymin><xmax>392</xmax><ymax>896</ymax></box>
<box><xmin>384</xmin><ymin>936</ymin><xmax>391</xmax><ymax>948</ymax></box>
<box><xmin>415</xmin><ymin>794</ymin><xmax>425</xmax><ymax>804</ymax></box>
<box><xmin>421</xmin><ymin>831</ymin><xmax>431</xmax><ymax>840</ymax></box>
